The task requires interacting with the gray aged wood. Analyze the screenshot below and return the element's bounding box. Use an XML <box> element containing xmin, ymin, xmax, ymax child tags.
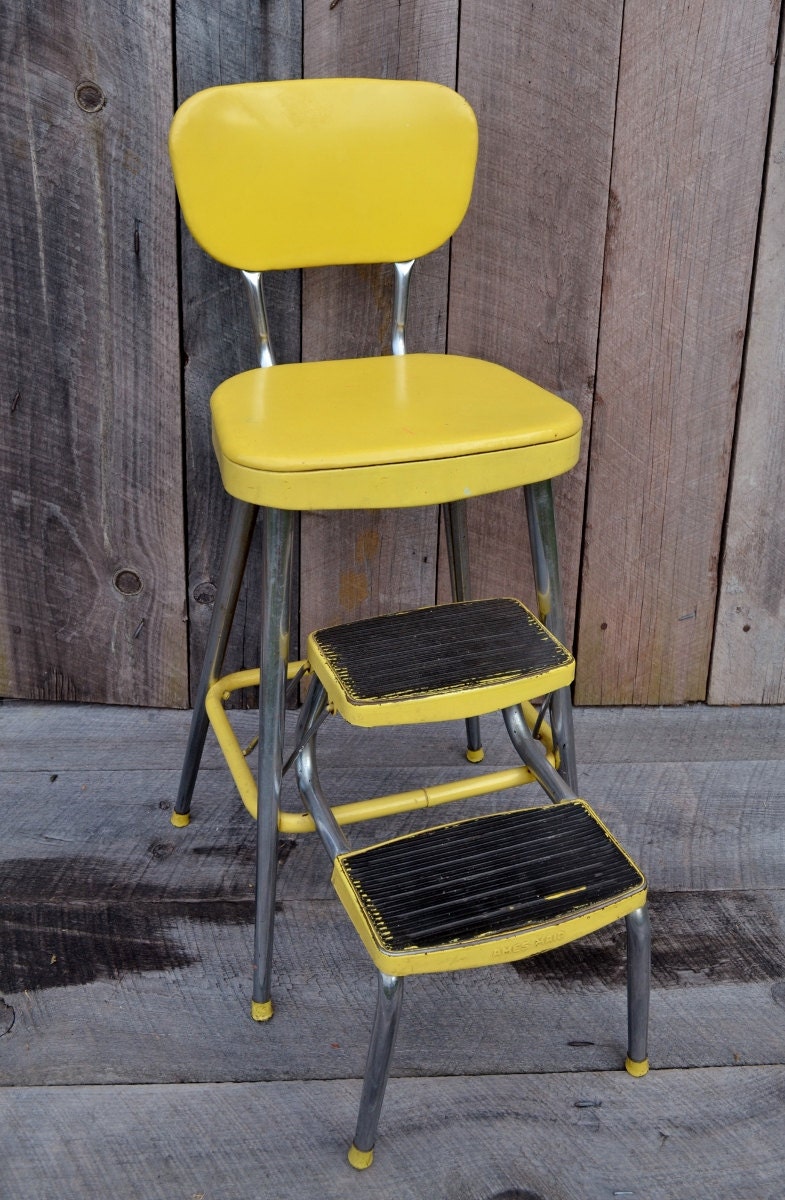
<box><xmin>3</xmin><ymin>888</ymin><xmax>785</xmax><ymax>1085</ymax></box>
<box><xmin>2</xmin><ymin>700</ymin><xmax>785</xmax><ymax>1088</ymax></box>
<box><xmin>577</xmin><ymin>0</ymin><xmax>781</xmax><ymax>704</ymax></box>
<box><xmin>1</xmin><ymin>700</ymin><xmax>784</xmax><ymax>1195</ymax></box>
<box><xmin>0</xmin><ymin>0</ymin><xmax>188</xmax><ymax>706</ymax></box>
<box><xmin>4</xmin><ymin>699</ymin><xmax>785</xmax><ymax>770</ymax></box>
<box><xmin>447</xmin><ymin>0</ymin><xmax>625</xmax><ymax>637</ymax></box>
<box><xmin>175</xmin><ymin>0</ymin><xmax>302</xmax><ymax>695</ymax></box>
<box><xmin>2</xmin><ymin>1069</ymin><xmax>783</xmax><ymax>1200</ymax></box>
<box><xmin>709</xmin><ymin>39</ymin><xmax>785</xmax><ymax>703</ymax></box>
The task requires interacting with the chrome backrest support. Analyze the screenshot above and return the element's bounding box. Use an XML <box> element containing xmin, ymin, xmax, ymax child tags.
<box><xmin>241</xmin><ymin>259</ymin><xmax>417</xmax><ymax>366</ymax></box>
<box><xmin>241</xmin><ymin>269</ymin><xmax>276</xmax><ymax>368</ymax></box>
<box><xmin>392</xmin><ymin>260</ymin><xmax>415</xmax><ymax>357</ymax></box>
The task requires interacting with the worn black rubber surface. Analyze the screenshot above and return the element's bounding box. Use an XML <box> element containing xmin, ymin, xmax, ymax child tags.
<box><xmin>311</xmin><ymin>598</ymin><xmax>572</xmax><ymax>703</ymax></box>
<box><xmin>338</xmin><ymin>802</ymin><xmax>645</xmax><ymax>952</ymax></box>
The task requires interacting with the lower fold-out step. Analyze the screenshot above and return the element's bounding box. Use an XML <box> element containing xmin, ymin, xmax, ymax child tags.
<box><xmin>331</xmin><ymin>800</ymin><xmax>646</xmax><ymax>975</ymax></box>
<box><xmin>307</xmin><ymin>597</ymin><xmax>574</xmax><ymax>726</ymax></box>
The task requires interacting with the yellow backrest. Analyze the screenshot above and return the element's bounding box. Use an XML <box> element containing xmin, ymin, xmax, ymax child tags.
<box><xmin>169</xmin><ymin>78</ymin><xmax>478</xmax><ymax>271</ymax></box>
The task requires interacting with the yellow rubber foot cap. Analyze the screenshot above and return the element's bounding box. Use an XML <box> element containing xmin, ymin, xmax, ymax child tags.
<box><xmin>251</xmin><ymin>999</ymin><xmax>274</xmax><ymax>1023</ymax></box>
<box><xmin>465</xmin><ymin>746</ymin><xmax>485</xmax><ymax>764</ymax></box>
<box><xmin>347</xmin><ymin>1145</ymin><xmax>374</xmax><ymax>1170</ymax></box>
<box><xmin>625</xmin><ymin>1056</ymin><xmax>649</xmax><ymax>1078</ymax></box>
<box><xmin>170</xmin><ymin>811</ymin><xmax>190</xmax><ymax>828</ymax></box>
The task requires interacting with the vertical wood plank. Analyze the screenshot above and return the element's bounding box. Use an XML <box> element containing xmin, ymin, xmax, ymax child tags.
<box><xmin>709</xmin><ymin>32</ymin><xmax>785</xmax><ymax>704</ymax></box>
<box><xmin>298</xmin><ymin>0</ymin><xmax>459</xmax><ymax>639</ymax></box>
<box><xmin>175</xmin><ymin>0</ymin><xmax>302</xmax><ymax>695</ymax></box>
<box><xmin>446</xmin><ymin>1</ymin><xmax>624</xmax><ymax>639</ymax></box>
<box><xmin>0</xmin><ymin>0</ymin><xmax>187</xmax><ymax>705</ymax></box>
<box><xmin>576</xmin><ymin>0</ymin><xmax>780</xmax><ymax>704</ymax></box>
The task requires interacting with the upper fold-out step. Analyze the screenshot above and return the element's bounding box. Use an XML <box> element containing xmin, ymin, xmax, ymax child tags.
<box><xmin>307</xmin><ymin>597</ymin><xmax>574</xmax><ymax>727</ymax></box>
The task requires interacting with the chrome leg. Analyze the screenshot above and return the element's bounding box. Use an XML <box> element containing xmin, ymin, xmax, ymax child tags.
<box><xmin>442</xmin><ymin>500</ymin><xmax>482</xmax><ymax>761</ymax></box>
<box><xmin>502</xmin><ymin>704</ymin><xmax>577</xmax><ymax>803</ymax></box>
<box><xmin>523</xmin><ymin>481</ymin><xmax>578</xmax><ymax>791</ymax></box>
<box><xmin>173</xmin><ymin>498</ymin><xmax>258</xmax><ymax>824</ymax></box>
<box><xmin>625</xmin><ymin>905</ymin><xmax>651</xmax><ymax>1075</ymax></box>
<box><xmin>349</xmin><ymin>972</ymin><xmax>405</xmax><ymax>1170</ymax></box>
<box><xmin>294</xmin><ymin>678</ymin><xmax>350</xmax><ymax>862</ymax></box>
<box><xmin>251</xmin><ymin>506</ymin><xmax>295</xmax><ymax>1022</ymax></box>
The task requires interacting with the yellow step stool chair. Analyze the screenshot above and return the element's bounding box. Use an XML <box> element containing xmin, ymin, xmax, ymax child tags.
<box><xmin>168</xmin><ymin>78</ymin><xmax>650</xmax><ymax>1169</ymax></box>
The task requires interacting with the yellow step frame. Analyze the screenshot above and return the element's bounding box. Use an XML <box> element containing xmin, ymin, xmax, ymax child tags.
<box><xmin>306</xmin><ymin>599</ymin><xmax>575</xmax><ymax>728</ymax></box>
<box><xmin>331</xmin><ymin>801</ymin><xmax>647</xmax><ymax>976</ymax></box>
<box><xmin>204</xmin><ymin>666</ymin><xmax>558</xmax><ymax>833</ymax></box>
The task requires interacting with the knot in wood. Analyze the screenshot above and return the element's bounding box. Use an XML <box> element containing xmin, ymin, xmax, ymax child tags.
<box><xmin>113</xmin><ymin>569</ymin><xmax>143</xmax><ymax>596</ymax></box>
<box><xmin>193</xmin><ymin>581</ymin><xmax>217</xmax><ymax>605</ymax></box>
<box><xmin>75</xmin><ymin>81</ymin><xmax>106</xmax><ymax>113</ymax></box>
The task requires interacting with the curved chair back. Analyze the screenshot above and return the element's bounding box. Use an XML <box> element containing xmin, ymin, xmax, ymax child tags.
<box><xmin>169</xmin><ymin>78</ymin><xmax>478</xmax><ymax>271</ymax></box>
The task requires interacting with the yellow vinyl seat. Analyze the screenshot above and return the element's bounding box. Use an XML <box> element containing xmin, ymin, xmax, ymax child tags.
<box><xmin>167</xmin><ymin>76</ymin><xmax>650</xmax><ymax>1170</ymax></box>
<box><xmin>211</xmin><ymin>353</ymin><xmax>581</xmax><ymax>510</ymax></box>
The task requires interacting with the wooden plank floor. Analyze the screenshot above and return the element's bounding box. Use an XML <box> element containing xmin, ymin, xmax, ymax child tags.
<box><xmin>2</xmin><ymin>701</ymin><xmax>784</xmax><ymax>1198</ymax></box>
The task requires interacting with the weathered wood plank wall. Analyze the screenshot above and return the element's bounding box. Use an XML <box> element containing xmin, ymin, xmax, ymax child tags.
<box><xmin>1</xmin><ymin>0</ymin><xmax>187</xmax><ymax>706</ymax></box>
<box><xmin>449</xmin><ymin>0</ymin><xmax>625</xmax><ymax>640</ymax></box>
<box><xmin>710</xmin><ymin>29</ymin><xmax>785</xmax><ymax>704</ymax></box>
<box><xmin>1</xmin><ymin>0</ymin><xmax>783</xmax><ymax>708</ymax></box>
<box><xmin>175</xmin><ymin>0</ymin><xmax>302</xmax><ymax>706</ymax></box>
<box><xmin>575</xmin><ymin>0</ymin><xmax>781</xmax><ymax>705</ymax></box>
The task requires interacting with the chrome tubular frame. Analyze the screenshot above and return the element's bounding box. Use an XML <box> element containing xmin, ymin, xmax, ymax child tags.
<box><xmin>173</xmin><ymin>249</ymin><xmax>646</xmax><ymax>1168</ymax></box>
<box><xmin>293</xmin><ymin>676</ymin><xmax>403</xmax><ymax>1166</ymax></box>
<box><xmin>443</xmin><ymin>499</ymin><xmax>471</xmax><ymax>601</ymax></box>
<box><xmin>252</xmin><ymin>505</ymin><xmax>295</xmax><ymax>1011</ymax></box>
<box><xmin>523</xmin><ymin>480</ymin><xmax>578</xmax><ymax>791</ymax></box>
<box><xmin>392</xmin><ymin>259</ymin><xmax>415</xmax><ymax>357</ymax></box>
<box><xmin>176</xmin><ymin>269</ymin><xmax>280</xmax><ymax>824</ymax></box>
<box><xmin>502</xmin><ymin>703</ymin><xmax>577</xmax><ymax>803</ymax></box>
<box><xmin>351</xmin><ymin>971</ymin><xmax>405</xmax><ymax>1162</ymax></box>
<box><xmin>174</xmin><ymin>497</ymin><xmax>258</xmax><ymax>820</ymax></box>
<box><xmin>394</xmin><ymin>260</ymin><xmax>480</xmax><ymax>759</ymax></box>
<box><xmin>293</xmin><ymin>678</ymin><xmax>350</xmax><ymax>861</ymax></box>
<box><xmin>625</xmin><ymin>905</ymin><xmax>651</xmax><ymax>1066</ymax></box>
<box><xmin>241</xmin><ymin>270</ymin><xmax>277</xmax><ymax>367</ymax></box>
<box><xmin>442</xmin><ymin>499</ymin><xmax>483</xmax><ymax>758</ymax></box>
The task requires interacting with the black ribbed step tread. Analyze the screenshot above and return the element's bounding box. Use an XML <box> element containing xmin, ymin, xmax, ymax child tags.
<box><xmin>337</xmin><ymin>802</ymin><xmax>645</xmax><ymax>953</ymax></box>
<box><xmin>310</xmin><ymin>598</ymin><xmax>572</xmax><ymax>704</ymax></box>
